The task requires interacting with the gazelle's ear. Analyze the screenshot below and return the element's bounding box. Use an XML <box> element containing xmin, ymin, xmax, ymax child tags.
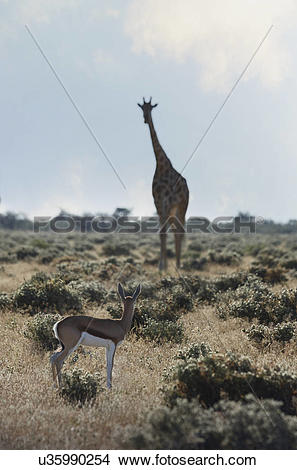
<box><xmin>118</xmin><ymin>283</ymin><xmax>126</xmax><ymax>301</ymax></box>
<box><xmin>137</xmin><ymin>103</ymin><xmax>143</xmax><ymax>109</ymax></box>
<box><xmin>132</xmin><ymin>284</ymin><xmax>141</xmax><ymax>301</ymax></box>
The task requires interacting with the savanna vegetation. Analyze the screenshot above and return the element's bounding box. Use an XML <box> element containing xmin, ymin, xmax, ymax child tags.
<box><xmin>1</xmin><ymin>224</ymin><xmax>297</xmax><ymax>449</ymax></box>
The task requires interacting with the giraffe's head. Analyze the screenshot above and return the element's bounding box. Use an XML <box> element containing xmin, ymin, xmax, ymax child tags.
<box><xmin>137</xmin><ymin>97</ymin><xmax>158</xmax><ymax>124</ymax></box>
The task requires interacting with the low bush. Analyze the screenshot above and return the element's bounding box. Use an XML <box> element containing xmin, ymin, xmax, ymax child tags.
<box><xmin>59</xmin><ymin>368</ymin><xmax>101</xmax><ymax>405</ymax></box>
<box><xmin>273</xmin><ymin>322</ymin><xmax>296</xmax><ymax>342</ymax></box>
<box><xmin>0</xmin><ymin>251</ymin><xmax>17</xmax><ymax>263</ymax></box>
<box><xmin>38</xmin><ymin>248</ymin><xmax>61</xmax><ymax>264</ymax></box>
<box><xmin>175</xmin><ymin>342</ymin><xmax>212</xmax><ymax>361</ymax></box>
<box><xmin>57</xmin><ymin>260</ymin><xmax>100</xmax><ymax>278</ymax></box>
<box><xmin>164</xmin><ymin>351</ymin><xmax>297</xmax><ymax>415</ymax></box>
<box><xmin>24</xmin><ymin>312</ymin><xmax>61</xmax><ymax>350</ymax></box>
<box><xmin>244</xmin><ymin>324</ymin><xmax>270</xmax><ymax>345</ymax></box>
<box><xmin>249</xmin><ymin>266</ymin><xmax>286</xmax><ymax>284</ymax></box>
<box><xmin>124</xmin><ymin>280</ymin><xmax>158</xmax><ymax>299</ymax></box>
<box><xmin>102</xmin><ymin>242</ymin><xmax>131</xmax><ymax>256</ymax></box>
<box><xmin>31</xmin><ymin>238</ymin><xmax>50</xmax><ymax>249</ymax></box>
<box><xmin>124</xmin><ymin>395</ymin><xmax>297</xmax><ymax>450</ymax></box>
<box><xmin>208</xmin><ymin>250</ymin><xmax>241</xmax><ymax>266</ymax></box>
<box><xmin>217</xmin><ymin>278</ymin><xmax>297</xmax><ymax>324</ymax></box>
<box><xmin>14</xmin><ymin>272</ymin><xmax>82</xmax><ymax>314</ymax></box>
<box><xmin>282</xmin><ymin>258</ymin><xmax>297</xmax><ymax>271</ymax></box>
<box><xmin>0</xmin><ymin>293</ymin><xmax>13</xmax><ymax>310</ymax></box>
<box><xmin>15</xmin><ymin>246</ymin><xmax>39</xmax><ymax>260</ymax></box>
<box><xmin>68</xmin><ymin>280</ymin><xmax>107</xmax><ymax>303</ymax></box>
<box><xmin>136</xmin><ymin>316</ymin><xmax>184</xmax><ymax>344</ymax></box>
<box><xmin>182</xmin><ymin>256</ymin><xmax>207</xmax><ymax>271</ymax></box>
<box><xmin>245</xmin><ymin>322</ymin><xmax>295</xmax><ymax>345</ymax></box>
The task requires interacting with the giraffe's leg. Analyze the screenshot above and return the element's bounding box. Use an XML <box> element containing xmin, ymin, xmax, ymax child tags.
<box><xmin>174</xmin><ymin>232</ymin><xmax>183</xmax><ymax>269</ymax></box>
<box><xmin>159</xmin><ymin>231</ymin><xmax>167</xmax><ymax>271</ymax></box>
<box><xmin>174</xmin><ymin>209</ymin><xmax>186</xmax><ymax>269</ymax></box>
<box><xmin>106</xmin><ymin>342</ymin><xmax>116</xmax><ymax>389</ymax></box>
<box><xmin>159</xmin><ymin>214</ymin><xmax>169</xmax><ymax>271</ymax></box>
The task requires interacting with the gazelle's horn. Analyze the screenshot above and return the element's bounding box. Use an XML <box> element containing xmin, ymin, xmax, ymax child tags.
<box><xmin>143</xmin><ymin>97</ymin><xmax>146</xmax><ymax>104</ymax></box>
<box><xmin>149</xmin><ymin>96</ymin><xmax>152</xmax><ymax>103</ymax></box>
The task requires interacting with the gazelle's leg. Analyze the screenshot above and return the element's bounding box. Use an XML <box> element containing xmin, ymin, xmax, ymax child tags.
<box><xmin>55</xmin><ymin>335</ymin><xmax>83</xmax><ymax>387</ymax></box>
<box><xmin>50</xmin><ymin>351</ymin><xmax>60</xmax><ymax>388</ymax></box>
<box><xmin>106</xmin><ymin>342</ymin><xmax>116</xmax><ymax>389</ymax></box>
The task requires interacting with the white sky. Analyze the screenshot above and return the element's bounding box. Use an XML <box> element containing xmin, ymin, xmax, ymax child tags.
<box><xmin>1</xmin><ymin>0</ymin><xmax>297</xmax><ymax>221</ymax></box>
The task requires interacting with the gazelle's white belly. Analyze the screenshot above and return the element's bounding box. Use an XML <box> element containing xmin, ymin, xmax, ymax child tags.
<box><xmin>80</xmin><ymin>332</ymin><xmax>113</xmax><ymax>348</ymax></box>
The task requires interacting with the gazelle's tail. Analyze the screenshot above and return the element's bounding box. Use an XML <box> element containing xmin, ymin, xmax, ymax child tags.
<box><xmin>52</xmin><ymin>321</ymin><xmax>65</xmax><ymax>351</ymax></box>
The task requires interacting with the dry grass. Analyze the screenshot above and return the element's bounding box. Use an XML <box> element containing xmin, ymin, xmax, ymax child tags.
<box><xmin>1</xmin><ymin>231</ymin><xmax>297</xmax><ymax>449</ymax></box>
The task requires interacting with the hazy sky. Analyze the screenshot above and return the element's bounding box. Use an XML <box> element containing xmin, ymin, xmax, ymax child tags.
<box><xmin>1</xmin><ymin>0</ymin><xmax>297</xmax><ymax>221</ymax></box>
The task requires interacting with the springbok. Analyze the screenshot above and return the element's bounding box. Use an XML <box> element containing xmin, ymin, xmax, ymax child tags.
<box><xmin>50</xmin><ymin>283</ymin><xmax>141</xmax><ymax>389</ymax></box>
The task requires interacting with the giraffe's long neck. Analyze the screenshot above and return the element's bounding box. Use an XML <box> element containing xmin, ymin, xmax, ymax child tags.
<box><xmin>147</xmin><ymin>115</ymin><xmax>172</xmax><ymax>172</ymax></box>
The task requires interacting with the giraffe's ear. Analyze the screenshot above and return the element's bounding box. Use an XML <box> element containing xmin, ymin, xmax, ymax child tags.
<box><xmin>132</xmin><ymin>284</ymin><xmax>141</xmax><ymax>302</ymax></box>
<box><xmin>118</xmin><ymin>283</ymin><xmax>126</xmax><ymax>301</ymax></box>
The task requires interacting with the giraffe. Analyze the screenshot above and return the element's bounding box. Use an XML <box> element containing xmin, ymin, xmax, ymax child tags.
<box><xmin>138</xmin><ymin>97</ymin><xmax>189</xmax><ymax>270</ymax></box>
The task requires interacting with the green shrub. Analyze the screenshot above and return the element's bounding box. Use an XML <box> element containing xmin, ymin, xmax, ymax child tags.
<box><xmin>282</xmin><ymin>258</ymin><xmax>297</xmax><ymax>270</ymax></box>
<box><xmin>137</xmin><ymin>316</ymin><xmax>184</xmax><ymax>344</ymax></box>
<box><xmin>38</xmin><ymin>248</ymin><xmax>61</xmax><ymax>264</ymax></box>
<box><xmin>245</xmin><ymin>322</ymin><xmax>295</xmax><ymax>345</ymax></box>
<box><xmin>124</xmin><ymin>395</ymin><xmax>297</xmax><ymax>450</ymax></box>
<box><xmin>273</xmin><ymin>322</ymin><xmax>295</xmax><ymax>342</ymax></box>
<box><xmin>24</xmin><ymin>312</ymin><xmax>61</xmax><ymax>350</ymax></box>
<box><xmin>31</xmin><ymin>238</ymin><xmax>50</xmax><ymax>249</ymax></box>
<box><xmin>164</xmin><ymin>351</ymin><xmax>297</xmax><ymax>415</ymax></box>
<box><xmin>0</xmin><ymin>251</ymin><xmax>17</xmax><ymax>263</ymax></box>
<box><xmin>175</xmin><ymin>342</ymin><xmax>212</xmax><ymax>361</ymax></box>
<box><xmin>102</xmin><ymin>242</ymin><xmax>131</xmax><ymax>256</ymax></box>
<box><xmin>14</xmin><ymin>272</ymin><xmax>82</xmax><ymax>314</ymax></box>
<box><xmin>208</xmin><ymin>250</ymin><xmax>241</xmax><ymax>265</ymax></box>
<box><xmin>182</xmin><ymin>256</ymin><xmax>207</xmax><ymax>271</ymax></box>
<box><xmin>244</xmin><ymin>324</ymin><xmax>271</xmax><ymax>345</ymax></box>
<box><xmin>98</xmin><ymin>257</ymin><xmax>121</xmax><ymax>280</ymax></box>
<box><xmin>217</xmin><ymin>278</ymin><xmax>297</xmax><ymax>324</ymax></box>
<box><xmin>212</xmin><ymin>272</ymin><xmax>251</xmax><ymax>292</ymax></box>
<box><xmin>57</xmin><ymin>260</ymin><xmax>100</xmax><ymax>278</ymax></box>
<box><xmin>170</xmin><ymin>285</ymin><xmax>194</xmax><ymax>312</ymax></box>
<box><xmin>15</xmin><ymin>246</ymin><xmax>39</xmax><ymax>260</ymax></box>
<box><xmin>0</xmin><ymin>293</ymin><xmax>12</xmax><ymax>310</ymax></box>
<box><xmin>68</xmin><ymin>280</ymin><xmax>107</xmax><ymax>303</ymax></box>
<box><xmin>124</xmin><ymin>280</ymin><xmax>158</xmax><ymax>299</ymax></box>
<box><xmin>59</xmin><ymin>368</ymin><xmax>101</xmax><ymax>405</ymax></box>
<box><xmin>249</xmin><ymin>266</ymin><xmax>286</xmax><ymax>284</ymax></box>
<box><xmin>106</xmin><ymin>303</ymin><xmax>122</xmax><ymax>319</ymax></box>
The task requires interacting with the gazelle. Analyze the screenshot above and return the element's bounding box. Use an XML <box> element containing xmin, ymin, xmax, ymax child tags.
<box><xmin>50</xmin><ymin>283</ymin><xmax>141</xmax><ymax>389</ymax></box>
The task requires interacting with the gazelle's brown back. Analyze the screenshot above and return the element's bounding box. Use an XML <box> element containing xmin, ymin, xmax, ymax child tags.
<box><xmin>57</xmin><ymin>315</ymin><xmax>125</xmax><ymax>344</ymax></box>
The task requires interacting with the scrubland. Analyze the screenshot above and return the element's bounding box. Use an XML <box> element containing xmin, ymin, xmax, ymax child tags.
<box><xmin>1</xmin><ymin>230</ymin><xmax>297</xmax><ymax>449</ymax></box>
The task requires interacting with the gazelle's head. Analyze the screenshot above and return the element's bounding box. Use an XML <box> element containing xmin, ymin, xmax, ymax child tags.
<box><xmin>137</xmin><ymin>97</ymin><xmax>158</xmax><ymax>124</ymax></box>
<box><xmin>118</xmin><ymin>283</ymin><xmax>141</xmax><ymax>309</ymax></box>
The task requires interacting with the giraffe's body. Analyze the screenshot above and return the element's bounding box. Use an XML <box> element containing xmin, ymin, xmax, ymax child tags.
<box><xmin>138</xmin><ymin>98</ymin><xmax>189</xmax><ymax>270</ymax></box>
